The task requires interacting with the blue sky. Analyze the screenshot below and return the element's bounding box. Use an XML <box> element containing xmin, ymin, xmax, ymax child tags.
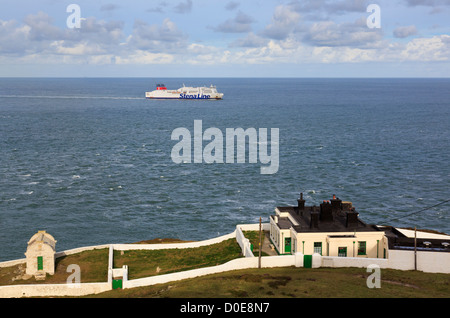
<box><xmin>0</xmin><ymin>0</ymin><xmax>449</xmax><ymax>77</ymax></box>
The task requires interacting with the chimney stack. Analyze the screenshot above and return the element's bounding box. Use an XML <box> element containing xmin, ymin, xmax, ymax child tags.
<box><xmin>310</xmin><ymin>211</ymin><xmax>319</xmax><ymax>229</ymax></box>
<box><xmin>330</xmin><ymin>194</ymin><xmax>342</xmax><ymax>214</ymax></box>
<box><xmin>297</xmin><ymin>192</ymin><xmax>305</xmax><ymax>215</ymax></box>
<box><xmin>320</xmin><ymin>201</ymin><xmax>333</xmax><ymax>222</ymax></box>
<box><xmin>346</xmin><ymin>208</ymin><xmax>359</xmax><ymax>228</ymax></box>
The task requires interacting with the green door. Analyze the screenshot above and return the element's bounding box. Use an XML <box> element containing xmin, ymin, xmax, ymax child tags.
<box><xmin>37</xmin><ymin>256</ymin><xmax>43</xmax><ymax>270</ymax></box>
<box><xmin>112</xmin><ymin>279</ymin><xmax>122</xmax><ymax>289</ymax></box>
<box><xmin>304</xmin><ymin>255</ymin><xmax>312</xmax><ymax>268</ymax></box>
<box><xmin>284</xmin><ymin>238</ymin><xmax>291</xmax><ymax>253</ymax></box>
<box><xmin>338</xmin><ymin>247</ymin><xmax>347</xmax><ymax>257</ymax></box>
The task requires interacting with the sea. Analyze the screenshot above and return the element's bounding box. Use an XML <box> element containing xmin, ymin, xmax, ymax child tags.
<box><xmin>0</xmin><ymin>78</ymin><xmax>449</xmax><ymax>262</ymax></box>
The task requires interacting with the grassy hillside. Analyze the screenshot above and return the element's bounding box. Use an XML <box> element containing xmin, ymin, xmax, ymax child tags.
<box><xmin>2</xmin><ymin>232</ymin><xmax>449</xmax><ymax>298</ymax></box>
<box><xmin>113</xmin><ymin>238</ymin><xmax>242</xmax><ymax>279</ymax></box>
<box><xmin>90</xmin><ymin>266</ymin><xmax>450</xmax><ymax>298</ymax></box>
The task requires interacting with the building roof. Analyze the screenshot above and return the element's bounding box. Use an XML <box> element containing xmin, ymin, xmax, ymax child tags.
<box><xmin>274</xmin><ymin>194</ymin><xmax>381</xmax><ymax>234</ymax></box>
<box><xmin>27</xmin><ymin>230</ymin><xmax>57</xmax><ymax>250</ymax></box>
<box><xmin>378</xmin><ymin>226</ymin><xmax>450</xmax><ymax>252</ymax></box>
<box><xmin>273</xmin><ymin>194</ymin><xmax>450</xmax><ymax>252</ymax></box>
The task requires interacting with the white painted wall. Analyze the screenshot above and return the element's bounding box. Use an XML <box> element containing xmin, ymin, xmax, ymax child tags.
<box><xmin>0</xmin><ymin>282</ymin><xmax>110</xmax><ymax>298</ymax></box>
<box><xmin>387</xmin><ymin>249</ymin><xmax>450</xmax><ymax>273</ymax></box>
<box><xmin>0</xmin><ymin>223</ymin><xmax>448</xmax><ymax>298</ymax></box>
<box><xmin>111</xmin><ymin>231</ymin><xmax>236</xmax><ymax>251</ymax></box>
<box><xmin>123</xmin><ymin>255</ymin><xmax>298</xmax><ymax>290</ymax></box>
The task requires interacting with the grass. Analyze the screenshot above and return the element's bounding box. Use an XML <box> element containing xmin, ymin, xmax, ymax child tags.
<box><xmin>89</xmin><ymin>266</ymin><xmax>450</xmax><ymax>298</ymax></box>
<box><xmin>0</xmin><ymin>238</ymin><xmax>243</xmax><ymax>286</ymax></box>
<box><xmin>243</xmin><ymin>231</ymin><xmax>269</xmax><ymax>255</ymax></box>
<box><xmin>0</xmin><ymin>248</ymin><xmax>109</xmax><ymax>285</ymax></box>
<box><xmin>113</xmin><ymin>238</ymin><xmax>243</xmax><ymax>279</ymax></box>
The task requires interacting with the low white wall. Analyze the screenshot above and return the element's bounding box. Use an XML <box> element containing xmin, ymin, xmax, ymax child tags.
<box><xmin>0</xmin><ymin>282</ymin><xmax>110</xmax><ymax>298</ymax></box>
<box><xmin>238</xmin><ymin>223</ymin><xmax>271</xmax><ymax>232</ymax></box>
<box><xmin>386</xmin><ymin>250</ymin><xmax>414</xmax><ymax>271</ymax></box>
<box><xmin>319</xmin><ymin>250</ymin><xmax>450</xmax><ymax>274</ymax></box>
<box><xmin>0</xmin><ymin>258</ymin><xmax>26</xmax><ymax>269</ymax></box>
<box><xmin>236</xmin><ymin>226</ymin><xmax>254</xmax><ymax>257</ymax></box>
<box><xmin>387</xmin><ymin>249</ymin><xmax>450</xmax><ymax>273</ymax></box>
<box><xmin>124</xmin><ymin>258</ymin><xmax>255</xmax><ymax>289</ymax></box>
<box><xmin>321</xmin><ymin>256</ymin><xmax>389</xmax><ymax>269</ymax></box>
<box><xmin>261</xmin><ymin>254</ymin><xmax>297</xmax><ymax>268</ymax></box>
<box><xmin>1</xmin><ymin>223</ymin><xmax>448</xmax><ymax>298</ymax></box>
<box><xmin>111</xmin><ymin>231</ymin><xmax>237</xmax><ymax>251</ymax></box>
<box><xmin>55</xmin><ymin>244</ymin><xmax>110</xmax><ymax>258</ymax></box>
<box><xmin>123</xmin><ymin>254</ymin><xmax>298</xmax><ymax>290</ymax></box>
<box><xmin>415</xmin><ymin>250</ymin><xmax>450</xmax><ymax>273</ymax></box>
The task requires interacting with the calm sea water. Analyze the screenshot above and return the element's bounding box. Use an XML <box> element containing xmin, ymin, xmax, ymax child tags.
<box><xmin>0</xmin><ymin>78</ymin><xmax>449</xmax><ymax>261</ymax></box>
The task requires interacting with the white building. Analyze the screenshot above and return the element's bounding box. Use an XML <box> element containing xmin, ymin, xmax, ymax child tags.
<box><xmin>24</xmin><ymin>231</ymin><xmax>57</xmax><ymax>279</ymax></box>
<box><xmin>270</xmin><ymin>194</ymin><xmax>389</xmax><ymax>263</ymax></box>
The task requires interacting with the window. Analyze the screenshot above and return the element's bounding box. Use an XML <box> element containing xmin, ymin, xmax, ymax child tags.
<box><xmin>314</xmin><ymin>242</ymin><xmax>322</xmax><ymax>255</ymax></box>
<box><xmin>338</xmin><ymin>247</ymin><xmax>347</xmax><ymax>257</ymax></box>
<box><xmin>358</xmin><ymin>241</ymin><xmax>367</xmax><ymax>255</ymax></box>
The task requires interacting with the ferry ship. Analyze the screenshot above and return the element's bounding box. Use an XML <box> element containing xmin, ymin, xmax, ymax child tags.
<box><xmin>145</xmin><ymin>84</ymin><xmax>224</xmax><ymax>100</ymax></box>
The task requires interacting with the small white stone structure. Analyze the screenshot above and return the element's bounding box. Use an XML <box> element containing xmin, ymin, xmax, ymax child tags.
<box><xmin>24</xmin><ymin>231</ymin><xmax>57</xmax><ymax>279</ymax></box>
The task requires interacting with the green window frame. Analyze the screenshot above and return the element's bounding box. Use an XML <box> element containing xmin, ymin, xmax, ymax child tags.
<box><xmin>358</xmin><ymin>241</ymin><xmax>367</xmax><ymax>255</ymax></box>
<box><xmin>313</xmin><ymin>242</ymin><xmax>322</xmax><ymax>255</ymax></box>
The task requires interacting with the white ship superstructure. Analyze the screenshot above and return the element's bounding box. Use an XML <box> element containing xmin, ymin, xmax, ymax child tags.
<box><xmin>145</xmin><ymin>84</ymin><xmax>224</xmax><ymax>100</ymax></box>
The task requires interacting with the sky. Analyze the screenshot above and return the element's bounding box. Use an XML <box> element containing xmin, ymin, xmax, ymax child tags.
<box><xmin>0</xmin><ymin>0</ymin><xmax>449</xmax><ymax>77</ymax></box>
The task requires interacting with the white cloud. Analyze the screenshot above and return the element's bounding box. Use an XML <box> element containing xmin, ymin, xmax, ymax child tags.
<box><xmin>287</xmin><ymin>0</ymin><xmax>369</xmax><ymax>19</ymax></box>
<box><xmin>0</xmin><ymin>2</ymin><xmax>449</xmax><ymax>74</ymax></box>
<box><xmin>400</xmin><ymin>35</ymin><xmax>450</xmax><ymax>61</ymax></box>
<box><xmin>23</xmin><ymin>11</ymin><xmax>62</xmax><ymax>42</ymax></box>
<box><xmin>303</xmin><ymin>18</ymin><xmax>383</xmax><ymax>48</ymax></box>
<box><xmin>0</xmin><ymin>20</ymin><xmax>31</xmax><ymax>54</ymax></box>
<box><xmin>127</xmin><ymin>18</ymin><xmax>187</xmax><ymax>52</ymax></box>
<box><xmin>393</xmin><ymin>25</ymin><xmax>418</xmax><ymax>38</ymax></box>
<box><xmin>100</xmin><ymin>4</ymin><xmax>119</xmax><ymax>12</ymax></box>
<box><xmin>116</xmin><ymin>50</ymin><xmax>175</xmax><ymax>64</ymax></box>
<box><xmin>262</xmin><ymin>5</ymin><xmax>301</xmax><ymax>40</ymax></box>
<box><xmin>212</xmin><ymin>11</ymin><xmax>255</xmax><ymax>33</ymax></box>
<box><xmin>173</xmin><ymin>0</ymin><xmax>193</xmax><ymax>14</ymax></box>
<box><xmin>225</xmin><ymin>1</ymin><xmax>240</xmax><ymax>11</ymax></box>
<box><xmin>229</xmin><ymin>32</ymin><xmax>268</xmax><ymax>48</ymax></box>
<box><xmin>404</xmin><ymin>0</ymin><xmax>450</xmax><ymax>6</ymax></box>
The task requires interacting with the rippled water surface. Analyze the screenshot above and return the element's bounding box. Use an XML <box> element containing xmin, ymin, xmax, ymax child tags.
<box><xmin>0</xmin><ymin>78</ymin><xmax>449</xmax><ymax>261</ymax></box>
